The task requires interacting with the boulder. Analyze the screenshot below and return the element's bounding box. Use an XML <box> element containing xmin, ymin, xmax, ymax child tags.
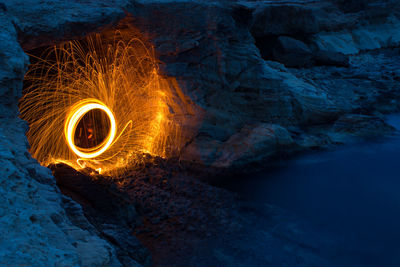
<box><xmin>213</xmin><ymin>124</ymin><xmax>295</xmax><ymax>168</ymax></box>
<box><xmin>272</xmin><ymin>36</ymin><xmax>313</xmax><ymax>67</ymax></box>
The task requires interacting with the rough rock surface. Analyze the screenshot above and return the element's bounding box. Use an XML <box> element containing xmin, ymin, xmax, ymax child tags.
<box><xmin>0</xmin><ymin>121</ymin><xmax>127</xmax><ymax>265</ymax></box>
<box><xmin>1</xmin><ymin>0</ymin><xmax>400</xmax><ymax>266</ymax></box>
<box><xmin>127</xmin><ymin>0</ymin><xmax>400</xmax><ymax>167</ymax></box>
<box><xmin>51</xmin><ymin>164</ymin><xmax>151</xmax><ymax>266</ymax></box>
<box><xmin>5</xmin><ymin>0</ymin><xmax>397</xmax><ymax>170</ymax></box>
<box><xmin>272</xmin><ymin>36</ymin><xmax>314</xmax><ymax>67</ymax></box>
<box><xmin>0</xmin><ymin>1</ymin><xmax>144</xmax><ymax>266</ymax></box>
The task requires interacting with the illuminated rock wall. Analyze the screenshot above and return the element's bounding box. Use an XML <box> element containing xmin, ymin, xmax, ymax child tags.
<box><xmin>0</xmin><ymin>1</ymin><xmax>147</xmax><ymax>266</ymax></box>
<box><xmin>128</xmin><ymin>0</ymin><xmax>400</xmax><ymax>167</ymax></box>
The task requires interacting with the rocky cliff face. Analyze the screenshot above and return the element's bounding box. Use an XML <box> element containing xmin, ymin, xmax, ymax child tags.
<box><xmin>0</xmin><ymin>1</ymin><xmax>146</xmax><ymax>266</ymax></box>
<box><xmin>1</xmin><ymin>0</ymin><xmax>399</xmax><ymax>266</ymax></box>
<box><xmin>129</xmin><ymin>0</ymin><xmax>400</xmax><ymax>168</ymax></box>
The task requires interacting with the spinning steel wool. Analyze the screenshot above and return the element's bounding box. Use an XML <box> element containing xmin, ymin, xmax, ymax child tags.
<box><xmin>20</xmin><ymin>31</ymin><xmax>186</xmax><ymax>175</ymax></box>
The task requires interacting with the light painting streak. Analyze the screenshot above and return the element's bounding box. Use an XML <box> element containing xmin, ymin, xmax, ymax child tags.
<box><xmin>64</xmin><ymin>99</ymin><xmax>116</xmax><ymax>159</ymax></box>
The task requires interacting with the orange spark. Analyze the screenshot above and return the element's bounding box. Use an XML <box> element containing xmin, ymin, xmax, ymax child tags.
<box><xmin>19</xmin><ymin>30</ymin><xmax>190</xmax><ymax>176</ymax></box>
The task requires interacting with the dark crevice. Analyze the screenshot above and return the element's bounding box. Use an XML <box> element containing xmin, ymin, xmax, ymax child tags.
<box><xmin>253</xmin><ymin>33</ymin><xmax>350</xmax><ymax>68</ymax></box>
<box><xmin>51</xmin><ymin>163</ymin><xmax>152</xmax><ymax>266</ymax></box>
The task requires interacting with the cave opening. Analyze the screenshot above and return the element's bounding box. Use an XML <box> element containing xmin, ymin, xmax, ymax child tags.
<box><xmin>19</xmin><ymin>28</ymin><xmax>192</xmax><ymax>176</ymax></box>
<box><xmin>18</xmin><ymin>21</ymin><xmax>201</xmax><ymax>265</ymax></box>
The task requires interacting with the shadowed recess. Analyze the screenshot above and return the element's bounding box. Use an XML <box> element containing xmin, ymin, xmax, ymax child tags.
<box><xmin>19</xmin><ymin>29</ymin><xmax>196</xmax><ymax>176</ymax></box>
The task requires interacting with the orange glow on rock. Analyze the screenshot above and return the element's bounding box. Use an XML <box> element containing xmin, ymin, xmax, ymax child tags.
<box><xmin>19</xmin><ymin>29</ymin><xmax>193</xmax><ymax>176</ymax></box>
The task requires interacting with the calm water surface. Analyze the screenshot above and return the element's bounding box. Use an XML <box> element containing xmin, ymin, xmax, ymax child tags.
<box><xmin>239</xmin><ymin>115</ymin><xmax>400</xmax><ymax>266</ymax></box>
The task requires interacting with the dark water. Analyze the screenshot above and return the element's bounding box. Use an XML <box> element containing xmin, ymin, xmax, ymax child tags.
<box><xmin>236</xmin><ymin>115</ymin><xmax>400</xmax><ymax>266</ymax></box>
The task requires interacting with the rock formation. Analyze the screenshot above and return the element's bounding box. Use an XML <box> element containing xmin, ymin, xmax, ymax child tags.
<box><xmin>0</xmin><ymin>0</ymin><xmax>400</xmax><ymax>265</ymax></box>
<box><xmin>128</xmin><ymin>0</ymin><xmax>400</xmax><ymax>167</ymax></box>
<box><xmin>0</xmin><ymin>1</ymin><xmax>147</xmax><ymax>266</ymax></box>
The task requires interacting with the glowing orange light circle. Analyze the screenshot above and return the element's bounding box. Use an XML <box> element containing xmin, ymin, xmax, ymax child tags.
<box><xmin>64</xmin><ymin>99</ymin><xmax>116</xmax><ymax>159</ymax></box>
